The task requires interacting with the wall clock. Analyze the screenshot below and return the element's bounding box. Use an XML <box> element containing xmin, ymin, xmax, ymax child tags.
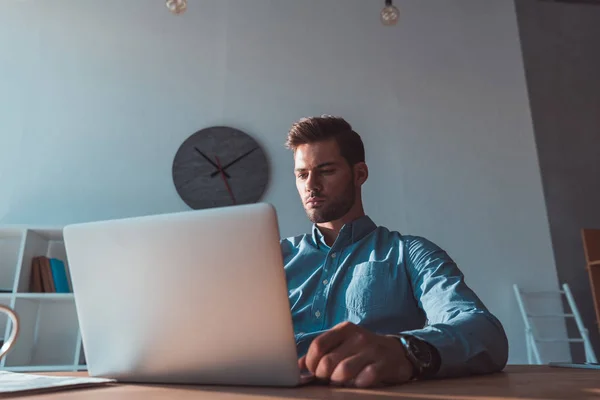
<box><xmin>172</xmin><ymin>126</ymin><xmax>270</xmax><ymax>209</ymax></box>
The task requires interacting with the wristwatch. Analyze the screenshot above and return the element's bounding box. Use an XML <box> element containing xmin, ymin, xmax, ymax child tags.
<box><xmin>390</xmin><ymin>334</ymin><xmax>440</xmax><ymax>380</ymax></box>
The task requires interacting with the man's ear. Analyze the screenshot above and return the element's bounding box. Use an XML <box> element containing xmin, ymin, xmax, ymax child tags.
<box><xmin>354</xmin><ymin>162</ymin><xmax>369</xmax><ymax>186</ymax></box>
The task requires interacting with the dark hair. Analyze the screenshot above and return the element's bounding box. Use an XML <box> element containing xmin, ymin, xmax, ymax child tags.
<box><xmin>285</xmin><ymin>115</ymin><xmax>365</xmax><ymax>166</ymax></box>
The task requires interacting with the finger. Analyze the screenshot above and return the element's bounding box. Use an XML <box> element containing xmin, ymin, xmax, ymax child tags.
<box><xmin>330</xmin><ymin>351</ymin><xmax>375</xmax><ymax>385</ymax></box>
<box><xmin>298</xmin><ymin>355</ymin><xmax>307</xmax><ymax>371</ymax></box>
<box><xmin>354</xmin><ymin>361</ymin><xmax>387</xmax><ymax>388</ymax></box>
<box><xmin>305</xmin><ymin>324</ymin><xmax>354</xmax><ymax>373</ymax></box>
<box><xmin>314</xmin><ymin>334</ymin><xmax>362</xmax><ymax>380</ymax></box>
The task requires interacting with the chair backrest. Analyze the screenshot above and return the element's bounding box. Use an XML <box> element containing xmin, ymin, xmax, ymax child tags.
<box><xmin>582</xmin><ymin>229</ymin><xmax>600</xmax><ymax>264</ymax></box>
<box><xmin>581</xmin><ymin>229</ymin><xmax>600</xmax><ymax>333</ymax></box>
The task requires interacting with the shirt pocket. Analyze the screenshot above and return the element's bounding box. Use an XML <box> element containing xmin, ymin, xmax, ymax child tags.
<box><xmin>342</xmin><ymin>261</ymin><xmax>392</xmax><ymax>313</ymax></box>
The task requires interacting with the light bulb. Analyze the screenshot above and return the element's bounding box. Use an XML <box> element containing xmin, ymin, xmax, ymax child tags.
<box><xmin>381</xmin><ymin>0</ymin><xmax>399</xmax><ymax>26</ymax></box>
<box><xmin>166</xmin><ymin>0</ymin><xmax>187</xmax><ymax>15</ymax></box>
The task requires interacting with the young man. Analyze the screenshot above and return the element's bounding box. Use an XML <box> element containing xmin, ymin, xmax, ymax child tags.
<box><xmin>280</xmin><ymin>115</ymin><xmax>508</xmax><ymax>388</ymax></box>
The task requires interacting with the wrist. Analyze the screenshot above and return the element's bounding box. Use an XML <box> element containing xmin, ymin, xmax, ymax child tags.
<box><xmin>388</xmin><ymin>334</ymin><xmax>440</xmax><ymax>380</ymax></box>
<box><xmin>386</xmin><ymin>335</ymin><xmax>418</xmax><ymax>380</ymax></box>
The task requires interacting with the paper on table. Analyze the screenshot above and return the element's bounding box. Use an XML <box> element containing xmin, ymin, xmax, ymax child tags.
<box><xmin>0</xmin><ymin>371</ymin><xmax>116</xmax><ymax>395</ymax></box>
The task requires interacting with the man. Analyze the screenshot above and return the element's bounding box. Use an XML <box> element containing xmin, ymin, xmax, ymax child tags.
<box><xmin>280</xmin><ymin>115</ymin><xmax>508</xmax><ymax>388</ymax></box>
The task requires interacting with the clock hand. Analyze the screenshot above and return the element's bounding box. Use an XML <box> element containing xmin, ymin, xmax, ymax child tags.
<box><xmin>195</xmin><ymin>147</ymin><xmax>231</xmax><ymax>178</ymax></box>
<box><xmin>210</xmin><ymin>147</ymin><xmax>258</xmax><ymax>178</ymax></box>
<box><xmin>215</xmin><ymin>156</ymin><xmax>237</xmax><ymax>205</ymax></box>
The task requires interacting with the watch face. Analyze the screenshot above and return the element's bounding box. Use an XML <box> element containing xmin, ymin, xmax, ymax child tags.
<box><xmin>408</xmin><ymin>337</ymin><xmax>433</xmax><ymax>366</ymax></box>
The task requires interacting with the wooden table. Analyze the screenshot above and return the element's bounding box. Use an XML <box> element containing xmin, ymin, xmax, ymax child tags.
<box><xmin>16</xmin><ymin>366</ymin><xmax>600</xmax><ymax>399</ymax></box>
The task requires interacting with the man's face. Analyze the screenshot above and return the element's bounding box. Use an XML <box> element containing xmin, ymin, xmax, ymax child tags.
<box><xmin>294</xmin><ymin>139</ymin><xmax>356</xmax><ymax>223</ymax></box>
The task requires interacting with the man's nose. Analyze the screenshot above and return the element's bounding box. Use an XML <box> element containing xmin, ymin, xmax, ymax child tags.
<box><xmin>306</xmin><ymin>173</ymin><xmax>322</xmax><ymax>193</ymax></box>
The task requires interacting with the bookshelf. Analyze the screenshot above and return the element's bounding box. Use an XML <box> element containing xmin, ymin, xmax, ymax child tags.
<box><xmin>0</xmin><ymin>225</ymin><xmax>85</xmax><ymax>372</ymax></box>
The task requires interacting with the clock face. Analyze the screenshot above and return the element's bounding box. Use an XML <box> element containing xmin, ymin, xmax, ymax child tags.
<box><xmin>172</xmin><ymin>126</ymin><xmax>270</xmax><ymax>209</ymax></box>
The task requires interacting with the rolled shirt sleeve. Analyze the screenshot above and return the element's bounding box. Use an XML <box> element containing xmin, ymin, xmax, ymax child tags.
<box><xmin>400</xmin><ymin>237</ymin><xmax>509</xmax><ymax>378</ymax></box>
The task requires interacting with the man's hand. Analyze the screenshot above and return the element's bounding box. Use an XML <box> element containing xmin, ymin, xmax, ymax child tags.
<box><xmin>298</xmin><ymin>321</ymin><xmax>414</xmax><ymax>388</ymax></box>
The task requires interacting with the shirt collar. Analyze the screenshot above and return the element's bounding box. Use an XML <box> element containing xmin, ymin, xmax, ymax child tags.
<box><xmin>311</xmin><ymin>216</ymin><xmax>377</xmax><ymax>249</ymax></box>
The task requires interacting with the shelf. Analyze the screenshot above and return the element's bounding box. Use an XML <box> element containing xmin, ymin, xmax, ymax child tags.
<box><xmin>0</xmin><ymin>296</ymin><xmax>11</xmax><ymax>341</ymax></box>
<box><xmin>0</xmin><ymin>233</ymin><xmax>23</xmax><ymax>290</ymax></box>
<box><xmin>15</xmin><ymin>293</ymin><xmax>74</xmax><ymax>301</ymax></box>
<box><xmin>3</xmin><ymin>296</ymin><xmax>80</xmax><ymax>369</ymax></box>
<box><xmin>0</xmin><ymin>293</ymin><xmax>74</xmax><ymax>301</ymax></box>
<box><xmin>0</xmin><ymin>229</ymin><xmax>25</xmax><ymax>238</ymax></box>
<box><xmin>0</xmin><ymin>225</ymin><xmax>82</xmax><ymax>371</ymax></box>
<box><xmin>2</xmin><ymin>365</ymin><xmax>87</xmax><ymax>372</ymax></box>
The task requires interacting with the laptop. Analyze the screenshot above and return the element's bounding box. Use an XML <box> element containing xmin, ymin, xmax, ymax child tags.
<box><xmin>63</xmin><ymin>203</ymin><xmax>305</xmax><ymax>387</ymax></box>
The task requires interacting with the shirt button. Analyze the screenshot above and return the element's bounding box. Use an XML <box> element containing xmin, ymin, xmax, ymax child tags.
<box><xmin>315</xmin><ymin>310</ymin><xmax>321</xmax><ymax>318</ymax></box>
<box><xmin>331</xmin><ymin>253</ymin><xmax>337</xmax><ymax>259</ymax></box>
<box><xmin>322</xmin><ymin>279</ymin><xmax>328</xmax><ymax>285</ymax></box>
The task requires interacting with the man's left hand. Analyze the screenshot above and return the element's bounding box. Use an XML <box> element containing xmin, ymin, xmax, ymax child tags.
<box><xmin>298</xmin><ymin>321</ymin><xmax>414</xmax><ymax>388</ymax></box>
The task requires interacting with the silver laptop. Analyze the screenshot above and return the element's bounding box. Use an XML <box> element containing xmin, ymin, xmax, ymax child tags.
<box><xmin>63</xmin><ymin>203</ymin><xmax>302</xmax><ymax>387</ymax></box>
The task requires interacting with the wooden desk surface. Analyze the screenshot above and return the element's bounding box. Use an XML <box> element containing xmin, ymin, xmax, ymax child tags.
<box><xmin>21</xmin><ymin>365</ymin><xmax>600</xmax><ymax>400</ymax></box>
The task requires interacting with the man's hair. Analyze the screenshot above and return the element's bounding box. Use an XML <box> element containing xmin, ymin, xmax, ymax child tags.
<box><xmin>285</xmin><ymin>115</ymin><xmax>365</xmax><ymax>166</ymax></box>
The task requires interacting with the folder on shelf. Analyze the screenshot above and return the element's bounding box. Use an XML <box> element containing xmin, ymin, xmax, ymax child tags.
<box><xmin>49</xmin><ymin>258</ymin><xmax>70</xmax><ymax>293</ymax></box>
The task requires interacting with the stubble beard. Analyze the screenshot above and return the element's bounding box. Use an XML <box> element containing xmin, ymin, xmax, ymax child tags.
<box><xmin>304</xmin><ymin>180</ymin><xmax>356</xmax><ymax>224</ymax></box>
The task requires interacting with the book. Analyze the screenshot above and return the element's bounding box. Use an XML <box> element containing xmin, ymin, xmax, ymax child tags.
<box><xmin>28</xmin><ymin>257</ymin><xmax>43</xmax><ymax>293</ymax></box>
<box><xmin>28</xmin><ymin>256</ymin><xmax>71</xmax><ymax>293</ymax></box>
<box><xmin>49</xmin><ymin>258</ymin><xmax>71</xmax><ymax>293</ymax></box>
<box><xmin>38</xmin><ymin>257</ymin><xmax>56</xmax><ymax>293</ymax></box>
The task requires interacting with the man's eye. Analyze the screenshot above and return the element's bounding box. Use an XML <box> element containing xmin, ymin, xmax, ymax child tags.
<box><xmin>297</xmin><ymin>173</ymin><xmax>308</xmax><ymax>179</ymax></box>
<box><xmin>321</xmin><ymin>170</ymin><xmax>334</xmax><ymax>175</ymax></box>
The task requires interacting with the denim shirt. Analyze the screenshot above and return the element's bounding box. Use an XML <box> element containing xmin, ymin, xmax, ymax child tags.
<box><xmin>280</xmin><ymin>216</ymin><xmax>508</xmax><ymax>378</ymax></box>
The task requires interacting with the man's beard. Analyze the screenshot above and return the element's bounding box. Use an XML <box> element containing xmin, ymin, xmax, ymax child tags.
<box><xmin>304</xmin><ymin>180</ymin><xmax>356</xmax><ymax>224</ymax></box>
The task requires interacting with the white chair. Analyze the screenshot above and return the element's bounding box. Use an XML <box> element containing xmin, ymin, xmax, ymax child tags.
<box><xmin>513</xmin><ymin>283</ymin><xmax>597</xmax><ymax>364</ymax></box>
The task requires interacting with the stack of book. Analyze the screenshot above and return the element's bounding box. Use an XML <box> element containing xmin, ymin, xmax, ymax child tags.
<box><xmin>28</xmin><ymin>256</ymin><xmax>71</xmax><ymax>293</ymax></box>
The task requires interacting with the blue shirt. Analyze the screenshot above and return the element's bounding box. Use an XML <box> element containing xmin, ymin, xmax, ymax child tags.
<box><xmin>281</xmin><ymin>216</ymin><xmax>508</xmax><ymax>378</ymax></box>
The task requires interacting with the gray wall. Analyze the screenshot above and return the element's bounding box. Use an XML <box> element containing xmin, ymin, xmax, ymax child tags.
<box><xmin>515</xmin><ymin>0</ymin><xmax>600</xmax><ymax>361</ymax></box>
<box><xmin>0</xmin><ymin>0</ymin><xmax>570</xmax><ymax>363</ymax></box>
